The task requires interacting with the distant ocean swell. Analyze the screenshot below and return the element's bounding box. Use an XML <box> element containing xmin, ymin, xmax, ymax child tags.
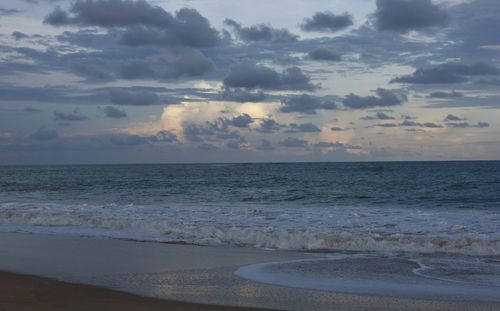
<box><xmin>1</xmin><ymin>202</ymin><xmax>498</xmax><ymax>256</ymax></box>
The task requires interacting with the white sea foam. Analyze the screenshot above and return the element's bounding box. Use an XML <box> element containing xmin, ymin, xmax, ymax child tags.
<box><xmin>0</xmin><ymin>202</ymin><xmax>499</xmax><ymax>256</ymax></box>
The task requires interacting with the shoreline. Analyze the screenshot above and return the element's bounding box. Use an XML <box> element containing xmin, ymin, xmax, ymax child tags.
<box><xmin>1</xmin><ymin>232</ymin><xmax>499</xmax><ymax>311</ymax></box>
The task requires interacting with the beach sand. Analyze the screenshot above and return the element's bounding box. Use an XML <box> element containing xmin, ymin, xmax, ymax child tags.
<box><xmin>0</xmin><ymin>271</ymin><xmax>271</xmax><ymax>311</ymax></box>
<box><xmin>0</xmin><ymin>233</ymin><xmax>499</xmax><ymax>311</ymax></box>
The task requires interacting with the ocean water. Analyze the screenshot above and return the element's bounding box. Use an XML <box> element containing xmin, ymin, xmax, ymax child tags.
<box><xmin>0</xmin><ymin>161</ymin><xmax>499</xmax><ymax>256</ymax></box>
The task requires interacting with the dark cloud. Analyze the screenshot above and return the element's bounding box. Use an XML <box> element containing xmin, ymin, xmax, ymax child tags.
<box><xmin>428</xmin><ymin>91</ymin><xmax>464</xmax><ymax>98</ymax></box>
<box><xmin>110</xmin><ymin>131</ymin><xmax>179</xmax><ymax>146</ymax></box>
<box><xmin>401</xmin><ymin>120</ymin><xmax>443</xmax><ymax>128</ymax></box>
<box><xmin>307</xmin><ymin>48</ymin><xmax>342</xmax><ymax>62</ymax></box>
<box><xmin>217</xmin><ymin>87</ymin><xmax>266</xmax><ymax>103</ymax></box>
<box><xmin>102</xmin><ymin>105</ymin><xmax>127</xmax><ymax>118</ymax></box>
<box><xmin>224</xmin><ymin>19</ymin><xmax>298</xmax><ymax>43</ymax></box>
<box><xmin>72</xmin><ymin>62</ymin><xmax>116</xmax><ymax>82</ymax></box>
<box><xmin>148</xmin><ymin>130</ymin><xmax>179</xmax><ymax>144</ymax></box>
<box><xmin>286</xmin><ymin>123</ymin><xmax>321</xmax><ymax>133</ymax></box>
<box><xmin>279</xmin><ymin>137</ymin><xmax>309</xmax><ymax>148</ymax></box>
<box><xmin>31</xmin><ymin>128</ymin><xmax>58</xmax><ymax>140</ymax></box>
<box><xmin>54</xmin><ymin>109</ymin><xmax>90</xmax><ymax>121</ymax></box>
<box><xmin>391</xmin><ymin>62</ymin><xmax>500</xmax><ymax>84</ymax></box>
<box><xmin>118</xmin><ymin>51</ymin><xmax>215</xmax><ymax>81</ymax></box>
<box><xmin>0</xmin><ymin>7</ymin><xmax>21</xmax><ymax>16</ymax></box>
<box><xmin>11</xmin><ymin>32</ymin><xmax>30</xmax><ymax>41</ymax></box>
<box><xmin>109</xmin><ymin>89</ymin><xmax>159</xmax><ymax>106</ymax></box>
<box><xmin>330</xmin><ymin>127</ymin><xmax>345</xmax><ymax>131</ymax></box>
<box><xmin>280</xmin><ymin>94</ymin><xmax>337</xmax><ymax>114</ymax></box>
<box><xmin>448</xmin><ymin>0</ymin><xmax>500</xmax><ymax>50</ymax></box>
<box><xmin>343</xmin><ymin>88</ymin><xmax>407</xmax><ymax>109</ymax></box>
<box><xmin>446</xmin><ymin>122</ymin><xmax>490</xmax><ymax>128</ymax></box>
<box><xmin>45</xmin><ymin>0</ymin><xmax>173</xmax><ymax>27</ymax></box>
<box><xmin>301</xmin><ymin>11</ymin><xmax>353</xmax><ymax>32</ymax></box>
<box><xmin>374</xmin><ymin>123</ymin><xmax>398</xmax><ymax>128</ymax></box>
<box><xmin>223</xmin><ymin>61</ymin><xmax>317</xmax><ymax>91</ymax></box>
<box><xmin>228</xmin><ymin>113</ymin><xmax>254</xmax><ymax>128</ymax></box>
<box><xmin>443</xmin><ymin>114</ymin><xmax>465</xmax><ymax>122</ymax></box>
<box><xmin>255</xmin><ymin>118</ymin><xmax>284</xmax><ymax>133</ymax></box>
<box><xmin>44</xmin><ymin>1</ymin><xmax>221</xmax><ymax>48</ymax></box>
<box><xmin>373</xmin><ymin>0</ymin><xmax>449</xmax><ymax>33</ymax></box>
<box><xmin>375</xmin><ymin>120</ymin><xmax>443</xmax><ymax>128</ymax></box>
<box><xmin>182</xmin><ymin>120</ymin><xmax>244</xmax><ymax>144</ymax></box>
<box><xmin>361</xmin><ymin>111</ymin><xmax>396</xmax><ymax>120</ymax></box>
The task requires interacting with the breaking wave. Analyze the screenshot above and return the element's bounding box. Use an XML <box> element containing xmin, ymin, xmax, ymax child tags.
<box><xmin>0</xmin><ymin>202</ymin><xmax>498</xmax><ymax>256</ymax></box>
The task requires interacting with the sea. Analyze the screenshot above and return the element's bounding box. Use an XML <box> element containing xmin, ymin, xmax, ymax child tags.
<box><xmin>0</xmin><ymin>161</ymin><xmax>498</xmax><ymax>256</ymax></box>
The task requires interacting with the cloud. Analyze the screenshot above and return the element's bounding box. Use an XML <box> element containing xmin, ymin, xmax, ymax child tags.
<box><xmin>343</xmin><ymin>88</ymin><xmax>407</xmax><ymax>109</ymax></box>
<box><xmin>391</xmin><ymin>62</ymin><xmax>500</xmax><ymax>84</ymax></box>
<box><xmin>102</xmin><ymin>106</ymin><xmax>127</xmax><ymax>118</ymax></box>
<box><xmin>301</xmin><ymin>11</ymin><xmax>353</xmax><ymax>32</ymax></box>
<box><xmin>330</xmin><ymin>127</ymin><xmax>345</xmax><ymax>132</ymax></box>
<box><xmin>448</xmin><ymin>0</ymin><xmax>500</xmax><ymax>49</ymax></box>
<box><xmin>182</xmin><ymin>119</ymin><xmax>244</xmax><ymax>144</ymax></box>
<box><xmin>361</xmin><ymin>111</ymin><xmax>395</xmax><ymax>120</ymax></box>
<box><xmin>279</xmin><ymin>137</ymin><xmax>309</xmax><ymax>148</ymax></box>
<box><xmin>109</xmin><ymin>89</ymin><xmax>159</xmax><ymax>106</ymax></box>
<box><xmin>118</xmin><ymin>51</ymin><xmax>214</xmax><ymax>80</ymax></box>
<box><xmin>255</xmin><ymin>118</ymin><xmax>284</xmax><ymax>133</ymax></box>
<box><xmin>373</xmin><ymin>0</ymin><xmax>449</xmax><ymax>33</ymax></box>
<box><xmin>0</xmin><ymin>7</ymin><xmax>21</xmax><ymax>16</ymax></box>
<box><xmin>428</xmin><ymin>91</ymin><xmax>464</xmax><ymax>98</ymax></box>
<box><xmin>148</xmin><ymin>130</ymin><xmax>179</xmax><ymax>143</ymax></box>
<box><xmin>217</xmin><ymin>87</ymin><xmax>266</xmax><ymax>103</ymax></box>
<box><xmin>286</xmin><ymin>122</ymin><xmax>321</xmax><ymax>133</ymax></box>
<box><xmin>446</xmin><ymin>122</ymin><xmax>490</xmax><ymax>128</ymax></box>
<box><xmin>375</xmin><ymin>120</ymin><xmax>443</xmax><ymax>128</ymax></box>
<box><xmin>443</xmin><ymin>114</ymin><xmax>465</xmax><ymax>121</ymax></box>
<box><xmin>401</xmin><ymin>120</ymin><xmax>443</xmax><ymax>128</ymax></box>
<box><xmin>227</xmin><ymin>113</ymin><xmax>253</xmax><ymax>128</ymax></box>
<box><xmin>110</xmin><ymin>130</ymin><xmax>179</xmax><ymax>146</ymax></box>
<box><xmin>31</xmin><ymin>128</ymin><xmax>58</xmax><ymax>140</ymax></box>
<box><xmin>224</xmin><ymin>19</ymin><xmax>298</xmax><ymax>43</ymax></box>
<box><xmin>307</xmin><ymin>48</ymin><xmax>341</xmax><ymax>62</ymax></box>
<box><xmin>54</xmin><ymin>109</ymin><xmax>89</xmax><ymax>121</ymax></box>
<box><xmin>44</xmin><ymin>1</ymin><xmax>221</xmax><ymax>47</ymax></box>
<box><xmin>11</xmin><ymin>32</ymin><xmax>30</xmax><ymax>41</ymax></box>
<box><xmin>280</xmin><ymin>94</ymin><xmax>337</xmax><ymax>114</ymax></box>
<box><xmin>45</xmin><ymin>0</ymin><xmax>173</xmax><ymax>27</ymax></box>
<box><xmin>223</xmin><ymin>61</ymin><xmax>317</xmax><ymax>91</ymax></box>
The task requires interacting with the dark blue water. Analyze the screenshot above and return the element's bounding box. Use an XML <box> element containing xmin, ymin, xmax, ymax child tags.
<box><xmin>0</xmin><ymin>161</ymin><xmax>499</xmax><ymax>255</ymax></box>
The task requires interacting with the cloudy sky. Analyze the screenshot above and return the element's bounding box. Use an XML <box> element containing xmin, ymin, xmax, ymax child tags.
<box><xmin>0</xmin><ymin>0</ymin><xmax>499</xmax><ymax>164</ymax></box>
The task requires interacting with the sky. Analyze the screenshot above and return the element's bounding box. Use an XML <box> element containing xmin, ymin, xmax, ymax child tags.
<box><xmin>0</xmin><ymin>0</ymin><xmax>499</xmax><ymax>164</ymax></box>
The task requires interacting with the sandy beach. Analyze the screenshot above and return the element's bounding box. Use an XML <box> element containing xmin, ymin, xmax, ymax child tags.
<box><xmin>0</xmin><ymin>271</ymin><xmax>273</xmax><ymax>311</ymax></box>
<box><xmin>1</xmin><ymin>233</ymin><xmax>499</xmax><ymax>311</ymax></box>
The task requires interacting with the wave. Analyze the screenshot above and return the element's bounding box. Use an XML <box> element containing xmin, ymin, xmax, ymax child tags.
<box><xmin>0</xmin><ymin>202</ymin><xmax>499</xmax><ymax>256</ymax></box>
